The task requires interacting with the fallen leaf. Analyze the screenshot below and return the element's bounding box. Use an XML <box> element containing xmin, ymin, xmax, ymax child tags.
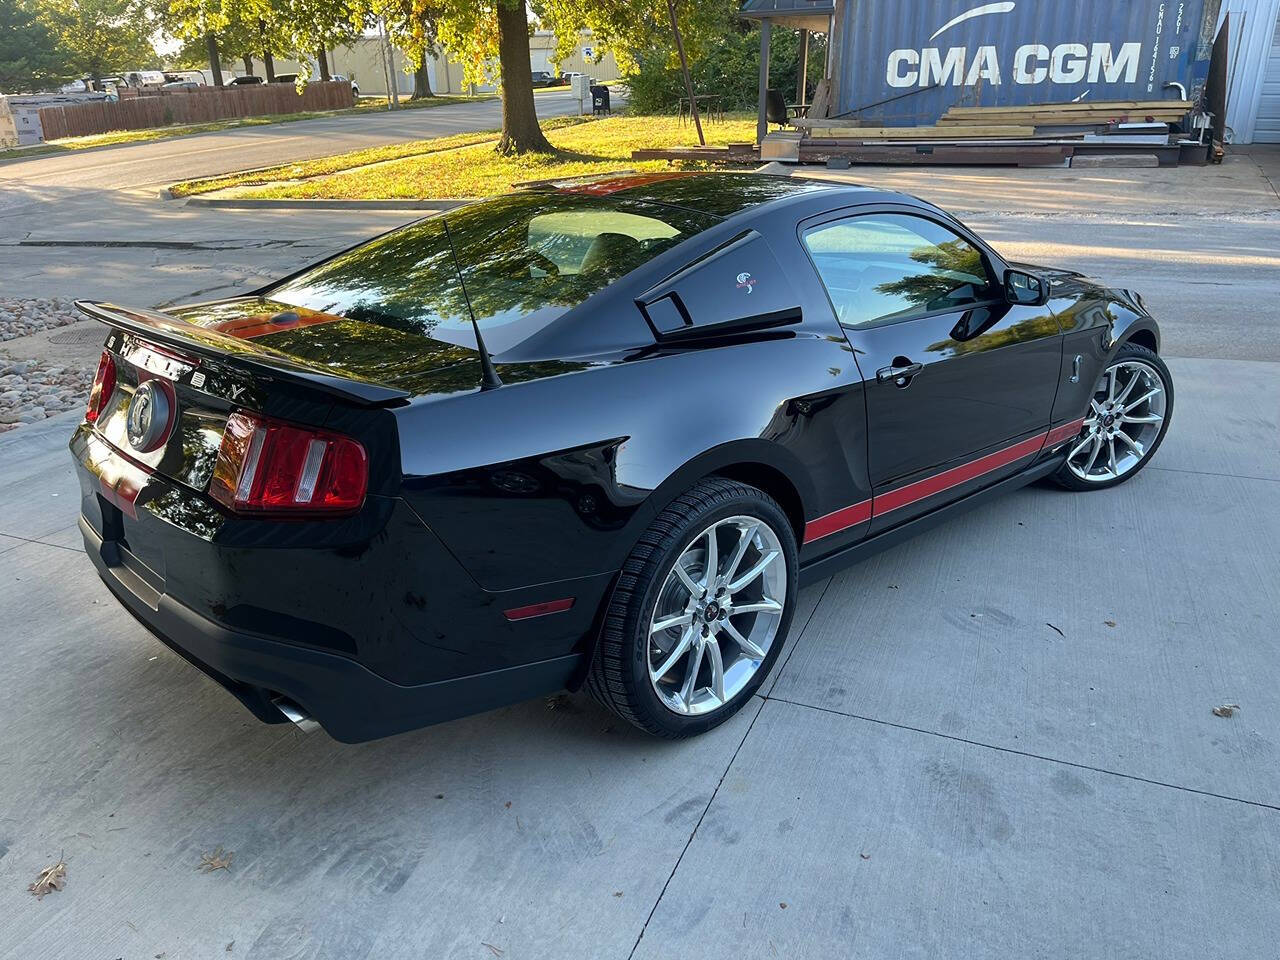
<box><xmin>435</xmin><ymin>794</ymin><xmax>445</xmax><ymax>800</ymax></box>
<box><xmin>28</xmin><ymin>858</ymin><xmax>67</xmax><ymax>899</ymax></box>
<box><xmin>613</xmin><ymin>891</ymin><xmax>623</xmax><ymax>898</ymax></box>
<box><xmin>1046</xmin><ymin>622</ymin><xmax>1065</xmax><ymax>638</ymax></box>
<box><xmin>1104</xmin><ymin>620</ymin><xmax>1116</xmax><ymax>628</ymax></box>
<box><xmin>198</xmin><ymin>847</ymin><xmax>234</xmax><ymax>873</ymax></box>
<box><xmin>504</xmin><ymin>801</ymin><xmax>512</xmax><ymax>809</ymax></box>
<box><xmin>226</xmin><ymin>942</ymin><xmax>234</xmax><ymax>953</ymax></box>
<box><xmin>859</xmin><ymin>853</ymin><xmax>870</xmax><ymax>860</ymax></box>
<box><xmin>481</xmin><ymin>943</ymin><xmax>504</xmax><ymax>957</ymax></box>
<box><xmin>779</xmin><ymin>902</ymin><xmax>788</xmax><ymax>909</ymax></box>
<box><xmin>1212</xmin><ymin>703</ymin><xmax>1240</xmax><ymax>718</ymax></box>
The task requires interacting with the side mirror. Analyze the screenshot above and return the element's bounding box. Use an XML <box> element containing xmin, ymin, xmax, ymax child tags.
<box><xmin>1004</xmin><ymin>268</ymin><xmax>1049</xmax><ymax>307</ymax></box>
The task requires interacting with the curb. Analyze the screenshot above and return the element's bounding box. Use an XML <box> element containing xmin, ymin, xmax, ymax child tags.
<box><xmin>179</xmin><ymin>196</ymin><xmax>477</xmax><ymax>211</ymax></box>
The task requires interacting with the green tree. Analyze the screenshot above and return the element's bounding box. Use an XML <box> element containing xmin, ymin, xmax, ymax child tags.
<box><xmin>270</xmin><ymin>0</ymin><xmax>363</xmax><ymax>82</ymax></box>
<box><xmin>40</xmin><ymin>0</ymin><xmax>158</xmax><ymax>85</ymax></box>
<box><xmin>383</xmin><ymin>0</ymin><xmax>552</xmax><ymax>154</ymax></box>
<box><xmin>603</xmin><ymin>4</ymin><xmax>825</xmax><ymax>114</ymax></box>
<box><xmin>161</xmin><ymin>0</ymin><xmax>230</xmax><ymax>84</ymax></box>
<box><xmin>373</xmin><ymin>0</ymin><xmax>442</xmax><ymax>97</ymax></box>
<box><xmin>0</xmin><ymin>0</ymin><xmax>67</xmax><ymax>92</ymax></box>
<box><xmin>538</xmin><ymin>0</ymin><xmax>731</xmax><ymax>75</ymax></box>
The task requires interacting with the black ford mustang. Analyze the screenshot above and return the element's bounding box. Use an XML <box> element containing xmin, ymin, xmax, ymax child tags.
<box><xmin>70</xmin><ymin>173</ymin><xmax>1172</xmax><ymax>742</ymax></box>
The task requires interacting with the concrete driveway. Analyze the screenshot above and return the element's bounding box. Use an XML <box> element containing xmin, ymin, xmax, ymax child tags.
<box><xmin>1</xmin><ymin>351</ymin><xmax>1277</xmax><ymax>959</ymax></box>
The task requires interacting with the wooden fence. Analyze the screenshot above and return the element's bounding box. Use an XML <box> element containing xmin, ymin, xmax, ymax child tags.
<box><xmin>36</xmin><ymin>81</ymin><xmax>355</xmax><ymax>140</ymax></box>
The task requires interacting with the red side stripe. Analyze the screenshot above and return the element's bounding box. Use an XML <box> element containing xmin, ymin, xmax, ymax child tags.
<box><xmin>504</xmin><ymin>598</ymin><xmax>575</xmax><ymax>622</ymax></box>
<box><xmin>873</xmin><ymin>432</ymin><xmax>1047</xmax><ymax>516</ymax></box>
<box><xmin>802</xmin><ymin>500</ymin><xmax>872</xmax><ymax>544</ymax></box>
<box><xmin>1044</xmin><ymin>417</ymin><xmax>1087</xmax><ymax>448</ymax></box>
<box><xmin>802</xmin><ymin>427</ymin><xmax>1064</xmax><ymax>544</ymax></box>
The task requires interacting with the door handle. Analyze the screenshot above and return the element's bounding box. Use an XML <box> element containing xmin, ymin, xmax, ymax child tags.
<box><xmin>876</xmin><ymin>361</ymin><xmax>923</xmax><ymax>386</ymax></box>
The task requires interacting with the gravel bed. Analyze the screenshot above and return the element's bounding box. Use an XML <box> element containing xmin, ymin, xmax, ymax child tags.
<box><xmin>0</xmin><ymin>297</ymin><xmax>96</xmax><ymax>433</ymax></box>
<box><xmin>0</xmin><ymin>297</ymin><xmax>84</xmax><ymax>340</ymax></box>
<box><xmin>0</xmin><ymin>358</ymin><xmax>93</xmax><ymax>432</ymax></box>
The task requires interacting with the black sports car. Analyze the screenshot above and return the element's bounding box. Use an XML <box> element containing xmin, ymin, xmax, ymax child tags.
<box><xmin>70</xmin><ymin>173</ymin><xmax>1172</xmax><ymax>742</ymax></box>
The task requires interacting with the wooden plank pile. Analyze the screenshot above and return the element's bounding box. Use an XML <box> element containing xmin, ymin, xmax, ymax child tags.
<box><xmin>771</xmin><ymin>99</ymin><xmax>1199</xmax><ymax>167</ymax></box>
<box><xmin>630</xmin><ymin>99</ymin><xmax>1207</xmax><ymax>169</ymax></box>
<box><xmin>937</xmin><ymin>100</ymin><xmax>1191</xmax><ymax>127</ymax></box>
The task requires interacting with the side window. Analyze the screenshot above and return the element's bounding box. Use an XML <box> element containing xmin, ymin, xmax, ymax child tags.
<box><xmin>802</xmin><ymin>214</ymin><xmax>997</xmax><ymax>329</ymax></box>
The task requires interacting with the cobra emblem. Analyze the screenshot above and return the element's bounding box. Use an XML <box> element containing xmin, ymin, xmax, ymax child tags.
<box><xmin>126</xmin><ymin>380</ymin><xmax>173</xmax><ymax>453</ymax></box>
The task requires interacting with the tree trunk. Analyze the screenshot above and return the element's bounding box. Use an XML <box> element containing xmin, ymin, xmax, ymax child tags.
<box><xmin>260</xmin><ymin>21</ymin><xmax>276</xmax><ymax>82</ymax></box>
<box><xmin>317</xmin><ymin>47</ymin><xmax>331</xmax><ymax>82</ymax></box>
<box><xmin>494</xmin><ymin>1</ymin><xmax>552</xmax><ymax>155</ymax></box>
<box><xmin>412</xmin><ymin>58</ymin><xmax>434</xmax><ymax>99</ymax></box>
<box><xmin>205</xmin><ymin>31</ymin><xmax>224</xmax><ymax>88</ymax></box>
<box><xmin>242</xmin><ymin>54</ymin><xmax>254</xmax><ymax>77</ymax></box>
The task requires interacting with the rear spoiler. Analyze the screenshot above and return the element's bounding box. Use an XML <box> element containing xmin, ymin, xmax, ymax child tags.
<box><xmin>75</xmin><ymin>300</ymin><xmax>411</xmax><ymax>407</ymax></box>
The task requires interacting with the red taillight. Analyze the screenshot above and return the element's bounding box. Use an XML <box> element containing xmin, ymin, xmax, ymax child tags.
<box><xmin>210</xmin><ymin>411</ymin><xmax>368</xmax><ymax>516</ymax></box>
<box><xmin>85</xmin><ymin>351</ymin><xmax>116</xmax><ymax>424</ymax></box>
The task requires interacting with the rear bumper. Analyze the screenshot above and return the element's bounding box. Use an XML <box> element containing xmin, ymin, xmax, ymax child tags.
<box><xmin>81</xmin><ymin>516</ymin><xmax>582</xmax><ymax>742</ymax></box>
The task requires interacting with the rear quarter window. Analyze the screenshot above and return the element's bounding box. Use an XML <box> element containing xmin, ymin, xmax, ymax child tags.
<box><xmin>271</xmin><ymin>195</ymin><xmax>717</xmax><ymax>355</ymax></box>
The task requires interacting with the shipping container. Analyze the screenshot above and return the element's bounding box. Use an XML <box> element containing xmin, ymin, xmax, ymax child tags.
<box><xmin>745</xmin><ymin>0</ymin><xmax>1222</xmax><ymax>125</ymax></box>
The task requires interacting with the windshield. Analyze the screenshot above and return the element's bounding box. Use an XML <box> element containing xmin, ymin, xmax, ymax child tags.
<box><xmin>269</xmin><ymin>194</ymin><xmax>717</xmax><ymax>355</ymax></box>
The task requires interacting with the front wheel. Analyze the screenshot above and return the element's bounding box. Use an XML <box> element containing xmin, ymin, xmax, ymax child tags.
<box><xmin>586</xmin><ymin>478</ymin><xmax>798</xmax><ymax>738</ymax></box>
<box><xmin>1053</xmin><ymin>342</ymin><xmax>1173</xmax><ymax>491</ymax></box>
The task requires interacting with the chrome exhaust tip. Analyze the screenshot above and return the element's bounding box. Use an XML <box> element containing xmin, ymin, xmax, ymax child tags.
<box><xmin>272</xmin><ymin>696</ymin><xmax>320</xmax><ymax>734</ymax></box>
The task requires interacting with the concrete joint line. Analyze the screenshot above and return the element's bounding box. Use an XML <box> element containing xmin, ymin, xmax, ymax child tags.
<box><xmin>625</xmin><ymin>578</ymin><xmax>834</xmax><ymax>960</ymax></box>
<box><xmin>765</xmin><ymin>696</ymin><xmax>1280</xmax><ymax>813</ymax></box>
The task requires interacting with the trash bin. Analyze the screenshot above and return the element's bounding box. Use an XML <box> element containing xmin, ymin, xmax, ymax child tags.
<box><xmin>591</xmin><ymin>85</ymin><xmax>611</xmax><ymax>116</ymax></box>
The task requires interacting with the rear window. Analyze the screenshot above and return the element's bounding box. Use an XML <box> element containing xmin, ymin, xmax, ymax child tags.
<box><xmin>269</xmin><ymin>194</ymin><xmax>716</xmax><ymax>355</ymax></box>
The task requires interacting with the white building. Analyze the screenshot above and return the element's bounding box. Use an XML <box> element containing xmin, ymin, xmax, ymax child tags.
<box><xmin>1223</xmin><ymin>0</ymin><xmax>1280</xmax><ymax>142</ymax></box>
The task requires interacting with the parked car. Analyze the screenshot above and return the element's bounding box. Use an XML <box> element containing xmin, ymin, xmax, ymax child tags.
<box><xmin>331</xmin><ymin>74</ymin><xmax>359</xmax><ymax>96</ymax></box>
<box><xmin>164</xmin><ymin>70</ymin><xmax>207</xmax><ymax>86</ymax></box>
<box><xmin>70</xmin><ymin>172</ymin><xmax>1171</xmax><ymax>743</ymax></box>
<box><xmin>60</xmin><ymin>76</ymin><xmax>125</xmax><ymax>94</ymax></box>
<box><xmin>230</xmin><ymin>75</ymin><xmax>264</xmax><ymax>86</ymax></box>
<box><xmin>123</xmin><ymin>70</ymin><xmax>166</xmax><ymax>88</ymax></box>
<box><xmin>270</xmin><ymin>73</ymin><xmax>299</xmax><ymax>86</ymax></box>
<box><xmin>531</xmin><ymin>70</ymin><xmax>556</xmax><ymax>87</ymax></box>
<box><xmin>161</xmin><ymin>81</ymin><xmax>200</xmax><ymax>91</ymax></box>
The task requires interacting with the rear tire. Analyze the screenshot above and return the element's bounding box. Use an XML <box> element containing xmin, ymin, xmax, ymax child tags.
<box><xmin>1053</xmin><ymin>342</ymin><xmax>1173</xmax><ymax>491</ymax></box>
<box><xmin>586</xmin><ymin>478</ymin><xmax>798</xmax><ymax>738</ymax></box>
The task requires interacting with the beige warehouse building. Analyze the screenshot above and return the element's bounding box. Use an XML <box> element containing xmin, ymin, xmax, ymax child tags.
<box><xmin>270</xmin><ymin>30</ymin><xmax>620</xmax><ymax>98</ymax></box>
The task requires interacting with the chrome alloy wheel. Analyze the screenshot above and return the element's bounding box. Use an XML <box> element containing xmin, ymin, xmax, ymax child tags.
<box><xmin>647</xmin><ymin>516</ymin><xmax>788</xmax><ymax>716</ymax></box>
<box><xmin>1067</xmin><ymin>359</ymin><xmax>1167</xmax><ymax>483</ymax></box>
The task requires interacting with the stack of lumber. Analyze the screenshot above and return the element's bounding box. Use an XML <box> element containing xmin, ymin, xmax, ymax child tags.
<box><xmin>631</xmin><ymin>99</ymin><xmax>1203</xmax><ymax>169</ymax></box>
<box><xmin>791</xmin><ymin>119</ymin><xmax>1038</xmax><ymax>139</ymax></box>
<box><xmin>937</xmin><ymin>99</ymin><xmax>1191</xmax><ymax>127</ymax></box>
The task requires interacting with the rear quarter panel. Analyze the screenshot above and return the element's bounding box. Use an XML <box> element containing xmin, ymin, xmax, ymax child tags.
<box><xmin>395</xmin><ymin>332</ymin><xmax>868</xmax><ymax>592</ymax></box>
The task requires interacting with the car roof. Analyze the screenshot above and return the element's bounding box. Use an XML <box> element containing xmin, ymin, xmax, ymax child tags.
<box><xmin>526</xmin><ymin>171</ymin><xmax>885</xmax><ymax>218</ymax></box>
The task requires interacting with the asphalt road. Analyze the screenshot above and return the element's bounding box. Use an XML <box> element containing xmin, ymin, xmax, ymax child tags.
<box><xmin>0</xmin><ymin>89</ymin><xmax>586</xmax><ymax>239</ymax></box>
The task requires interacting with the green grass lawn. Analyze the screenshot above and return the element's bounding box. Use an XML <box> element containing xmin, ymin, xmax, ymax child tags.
<box><xmin>182</xmin><ymin>113</ymin><xmax>757</xmax><ymax>200</ymax></box>
<box><xmin>0</xmin><ymin>92</ymin><xmax>492</xmax><ymax>163</ymax></box>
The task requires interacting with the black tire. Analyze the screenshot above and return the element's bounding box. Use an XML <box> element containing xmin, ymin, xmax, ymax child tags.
<box><xmin>1052</xmin><ymin>341</ymin><xmax>1173</xmax><ymax>491</ymax></box>
<box><xmin>586</xmin><ymin>477</ymin><xmax>799</xmax><ymax>738</ymax></box>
